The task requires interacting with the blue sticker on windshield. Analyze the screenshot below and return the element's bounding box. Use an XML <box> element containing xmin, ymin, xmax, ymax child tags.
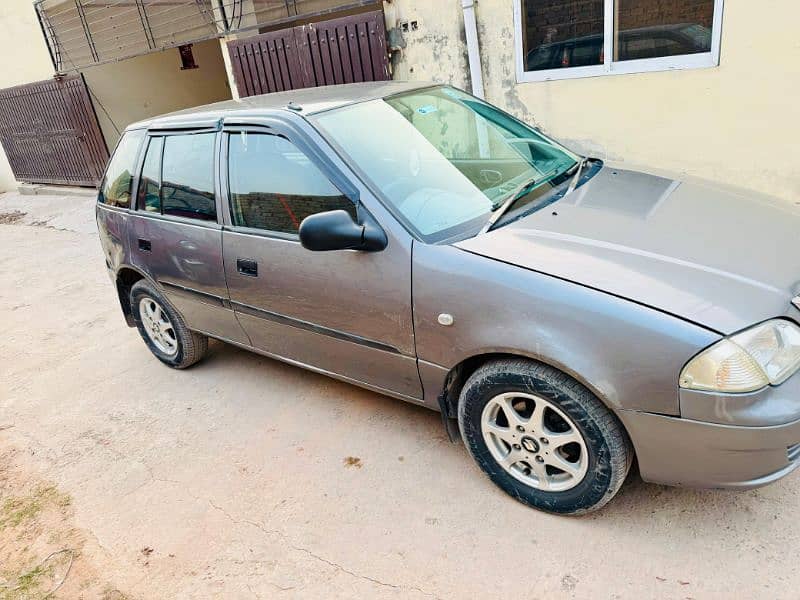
<box><xmin>416</xmin><ymin>105</ymin><xmax>438</xmax><ymax>115</ymax></box>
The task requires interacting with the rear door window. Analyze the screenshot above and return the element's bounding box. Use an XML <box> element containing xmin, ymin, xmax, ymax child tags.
<box><xmin>161</xmin><ymin>133</ymin><xmax>217</xmax><ymax>221</ymax></box>
<box><xmin>137</xmin><ymin>136</ymin><xmax>163</xmax><ymax>213</ymax></box>
<box><xmin>99</xmin><ymin>129</ymin><xmax>145</xmax><ymax>208</ymax></box>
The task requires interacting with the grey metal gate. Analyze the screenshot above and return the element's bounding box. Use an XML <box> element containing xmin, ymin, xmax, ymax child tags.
<box><xmin>0</xmin><ymin>74</ymin><xmax>108</xmax><ymax>187</ymax></box>
<box><xmin>227</xmin><ymin>9</ymin><xmax>390</xmax><ymax>97</ymax></box>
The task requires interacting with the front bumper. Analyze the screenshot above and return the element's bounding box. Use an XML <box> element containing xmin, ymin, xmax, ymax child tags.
<box><xmin>618</xmin><ymin>408</ymin><xmax>800</xmax><ymax>489</ymax></box>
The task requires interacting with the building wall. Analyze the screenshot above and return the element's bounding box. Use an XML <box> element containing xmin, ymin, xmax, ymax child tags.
<box><xmin>387</xmin><ymin>1</ymin><xmax>470</xmax><ymax>90</ymax></box>
<box><xmin>0</xmin><ymin>1</ymin><xmax>56</xmax><ymax>192</ymax></box>
<box><xmin>390</xmin><ymin>0</ymin><xmax>800</xmax><ymax>203</ymax></box>
<box><xmin>82</xmin><ymin>39</ymin><xmax>232</xmax><ymax>150</ymax></box>
<box><xmin>0</xmin><ymin>1</ymin><xmax>231</xmax><ymax>192</ymax></box>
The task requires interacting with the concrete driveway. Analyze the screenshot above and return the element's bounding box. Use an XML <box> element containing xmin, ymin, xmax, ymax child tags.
<box><xmin>0</xmin><ymin>191</ymin><xmax>797</xmax><ymax>599</ymax></box>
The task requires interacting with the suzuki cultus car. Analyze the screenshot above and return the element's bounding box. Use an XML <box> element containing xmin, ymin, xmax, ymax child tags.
<box><xmin>97</xmin><ymin>82</ymin><xmax>800</xmax><ymax>514</ymax></box>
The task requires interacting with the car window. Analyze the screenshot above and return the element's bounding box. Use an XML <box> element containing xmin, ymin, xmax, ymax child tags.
<box><xmin>137</xmin><ymin>136</ymin><xmax>163</xmax><ymax>213</ymax></box>
<box><xmin>526</xmin><ymin>45</ymin><xmax>557</xmax><ymax>70</ymax></box>
<box><xmin>313</xmin><ymin>86</ymin><xmax>578</xmax><ymax>242</ymax></box>
<box><xmin>99</xmin><ymin>129</ymin><xmax>145</xmax><ymax>208</ymax></box>
<box><xmin>623</xmin><ymin>34</ymin><xmax>685</xmax><ymax>60</ymax></box>
<box><xmin>161</xmin><ymin>133</ymin><xmax>216</xmax><ymax>222</ymax></box>
<box><xmin>570</xmin><ymin>40</ymin><xmax>602</xmax><ymax>66</ymax></box>
<box><xmin>227</xmin><ymin>132</ymin><xmax>355</xmax><ymax>235</ymax></box>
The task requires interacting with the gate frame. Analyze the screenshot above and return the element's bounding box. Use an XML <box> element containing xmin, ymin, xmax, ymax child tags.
<box><xmin>227</xmin><ymin>9</ymin><xmax>390</xmax><ymax>98</ymax></box>
<box><xmin>0</xmin><ymin>73</ymin><xmax>109</xmax><ymax>187</ymax></box>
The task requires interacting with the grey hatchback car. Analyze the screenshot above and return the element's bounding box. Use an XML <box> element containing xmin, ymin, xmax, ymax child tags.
<box><xmin>97</xmin><ymin>81</ymin><xmax>800</xmax><ymax>514</ymax></box>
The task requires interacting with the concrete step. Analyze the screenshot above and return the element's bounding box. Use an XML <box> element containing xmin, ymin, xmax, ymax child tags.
<box><xmin>18</xmin><ymin>183</ymin><xmax>97</xmax><ymax>198</ymax></box>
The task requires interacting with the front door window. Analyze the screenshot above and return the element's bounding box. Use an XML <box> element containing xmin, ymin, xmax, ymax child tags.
<box><xmin>227</xmin><ymin>132</ymin><xmax>356</xmax><ymax>234</ymax></box>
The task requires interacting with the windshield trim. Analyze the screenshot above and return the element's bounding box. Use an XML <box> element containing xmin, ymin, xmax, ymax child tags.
<box><xmin>308</xmin><ymin>84</ymin><xmax>444</xmax><ymax>117</ymax></box>
<box><xmin>308</xmin><ymin>85</ymin><xmax>583</xmax><ymax>244</ymax></box>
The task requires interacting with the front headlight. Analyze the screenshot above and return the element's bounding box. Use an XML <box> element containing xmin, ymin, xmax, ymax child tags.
<box><xmin>680</xmin><ymin>319</ymin><xmax>800</xmax><ymax>393</ymax></box>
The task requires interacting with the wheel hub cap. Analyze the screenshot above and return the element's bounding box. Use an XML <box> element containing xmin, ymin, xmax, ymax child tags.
<box><xmin>480</xmin><ymin>391</ymin><xmax>589</xmax><ymax>492</ymax></box>
<box><xmin>139</xmin><ymin>296</ymin><xmax>178</xmax><ymax>357</ymax></box>
<box><xmin>520</xmin><ymin>436</ymin><xmax>539</xmax><ymax>454</ymax></box>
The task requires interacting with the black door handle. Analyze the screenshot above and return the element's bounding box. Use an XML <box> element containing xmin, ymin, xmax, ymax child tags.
<box><xmin>237</xmin><ymin>258</ymin><xmax>258</xmax><ymax>277</ymax></box>
<box><xmin>138</xmin><ymin>238</ymin><xmax>151</xmax><ymax>252</ymax></box>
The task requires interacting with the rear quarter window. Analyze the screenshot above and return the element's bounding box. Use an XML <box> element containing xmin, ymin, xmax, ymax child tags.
<box><xmin>99</xmin><ymin>129</ymin><xmax>145</xmax><ymax>208</ymax></box>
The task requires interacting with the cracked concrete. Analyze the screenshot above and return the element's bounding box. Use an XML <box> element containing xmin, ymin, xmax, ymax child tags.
<box><xmin>2</xmin><ymin>191</ymin><xmax>800</xmax><ymax>599</ymax></box>
<box><xmin>205</xmin><ymin>496</ymin><xmax>439</xmax><ymax>599</ymax></box>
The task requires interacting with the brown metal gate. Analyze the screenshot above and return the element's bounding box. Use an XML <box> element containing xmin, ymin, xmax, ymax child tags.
<box><xmin>228</xmin><ymin>9</ymin><xmax>390</xmax><ymax>98</ymax></box>
<box><xmin>0</xmin><ymin>74</ymin><xmax>108</xmax><ymax>187</ymax></box>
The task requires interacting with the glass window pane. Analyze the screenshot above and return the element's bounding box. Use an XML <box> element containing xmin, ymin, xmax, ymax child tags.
<box><xmin>99</xmin><ymin>129</ymin><xmax>144</xmax><ymax>208</ymax></box>
<box><xmin>314</xmin><ymin>87</ymin><xmax>578</xmax><ymax>242</ymax></box>
<box><xmin>227</xmin><ymin>133</ymin><xmax>354</xmax><ymax>235</ymax></box>
<box><xmin>161</xmin><ymin>133</ymin><xmax>216</xmax><ymax>222</ymax></box>
<box><xmin>137</xmin><ymin>136</ymin><xmax>163</xmax><ymax>213</ymax></box>
<box><xmin>521</xmin><ymin>0</ymin><xmax>604</xmax><ymax>72</ymax></box>
<box><xmin>615</xmin><ymin>0</ymin><xmax>715</xmax><ymax>61</ymax></box>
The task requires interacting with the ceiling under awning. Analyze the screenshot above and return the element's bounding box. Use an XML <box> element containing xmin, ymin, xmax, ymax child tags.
<box><xmin>35</xmin><ymin>0</ymin><xmax>382</xmax><ymax>72</ymax></box>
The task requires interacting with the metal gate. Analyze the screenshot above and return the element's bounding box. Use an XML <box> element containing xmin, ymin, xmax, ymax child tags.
<box><xmin>0</xmin><ymin>74</ymin><xmax>108</xmax><ymax>187</ymax></box>
<box><xmin>227</xmin><ymin>9</ymin><xmax>390</xmax><ymax>98</ymax></box>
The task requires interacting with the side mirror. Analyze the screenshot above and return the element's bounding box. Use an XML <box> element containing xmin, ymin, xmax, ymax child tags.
<box><xmin>299</xmin><ymin>210</ymin><xmax>387</xmax><ymax>252</ymax></box>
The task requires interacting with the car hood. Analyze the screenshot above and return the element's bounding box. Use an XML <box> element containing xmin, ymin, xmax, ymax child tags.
<box><xmin>455</xmin><ymin>167</ymin><xmax>800</xmax><ymax>334</ymax></box>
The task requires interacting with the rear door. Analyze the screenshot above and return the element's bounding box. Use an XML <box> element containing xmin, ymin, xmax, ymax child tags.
<box><xmin>128</xmin><ymin>128</ymin><xmax>248</xmax><ymax>345</ymax></box>
<box><xmin>220</xmin><ymin>119</ymin><xmax>421</xmax><ymax>400</ymax></box>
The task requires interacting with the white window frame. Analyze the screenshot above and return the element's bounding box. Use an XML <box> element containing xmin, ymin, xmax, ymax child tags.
<box><xmin>513</xmin><ymin>0</ymin><xmax>724</xmax><ymax>83</ymax></box>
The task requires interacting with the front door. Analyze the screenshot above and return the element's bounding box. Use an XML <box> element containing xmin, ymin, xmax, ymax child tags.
<box><xmin>220</xmin><ymin>125</ymin><xmax>421</xmax><ymax>399</ymax></box>
<box><xmin>128</xmin><ymin>130</ymin><xmax>248</xmax><ymax>345</ymax></box>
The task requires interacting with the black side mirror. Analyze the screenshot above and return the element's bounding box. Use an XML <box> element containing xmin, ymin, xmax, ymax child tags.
<box><xmin>299</xmin><ymin>210</ymin><xmax>387</xmax><ymax>252</ymax></box>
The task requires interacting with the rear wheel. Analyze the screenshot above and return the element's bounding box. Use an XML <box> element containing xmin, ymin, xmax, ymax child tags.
<box><xmin>458</xmin><ymin>358</ymin><xmax>632</xmax><ymax>515</ymax></box>
<box><xmin>130</xmin><ymin>279</ymin><xmax>207</xmax><ymax>369</ymax></box>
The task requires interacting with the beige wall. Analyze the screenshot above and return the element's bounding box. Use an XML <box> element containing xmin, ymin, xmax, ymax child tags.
<box><xmin>0</xmin><ymin>1</ymin><xmax>57</xmax><ymax>192</ymax></box>
<box><xmin>82</xmin><ymin>39</ymin><xmax>232</xmax><ymax>150</ymax></box>
<box><xmin>390</xmin><ymin>0</ymin><xmax>800</xmax><ymax>203</ymax></box>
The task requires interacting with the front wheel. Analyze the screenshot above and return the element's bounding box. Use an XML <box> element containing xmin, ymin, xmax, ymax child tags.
<box><xmin>458</xmin><ymin>359</ymin><xmax>632</xmax><ymax>515</ymax></box>
<box><xmin>130</xmin><ymin>279</ymin><xmax>208</xmax><ymax>369</ymax></box>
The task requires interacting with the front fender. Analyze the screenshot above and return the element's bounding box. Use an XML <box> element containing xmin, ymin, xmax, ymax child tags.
<box><xmin>412</xmin><ymin>243</ymin><xmax>719</xmax><ymax>415</ymax></box>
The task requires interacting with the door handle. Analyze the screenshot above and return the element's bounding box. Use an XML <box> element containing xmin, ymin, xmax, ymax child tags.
<box><xmin>138</xmin><ymin>238</ymin><xmax>151</xmax><ymax>252</ymax></box>
<box><xmin>237</xmin><ymin>258</ymin><xmax>258</xmax><ymax>277</ymax></box>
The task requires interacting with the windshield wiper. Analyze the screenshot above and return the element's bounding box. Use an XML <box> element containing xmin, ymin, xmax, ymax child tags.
<box><xmin>479</xmin><ymin>178</ymin><xmax>538</xmax><ymax>234</ymax></box>
<box><xmin>479</xmin><ymin>166</ymin><xmax>562</xmax><ymax>234</ymax></box>
<box><xmin>565</xmin><ymin>156</ymin><xmax>589</xmax><ymax>196</ymax></box>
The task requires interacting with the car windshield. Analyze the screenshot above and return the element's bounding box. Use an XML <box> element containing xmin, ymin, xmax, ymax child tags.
<box><xmin>312</xmin><ymin>86</ymin><xmax>579</xmax><ymax>242</ymax></box>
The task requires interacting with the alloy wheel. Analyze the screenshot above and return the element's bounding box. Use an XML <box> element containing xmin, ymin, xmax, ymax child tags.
<box><xmin>139</xmin><ymin>297</ymin><xmax>178</xmax><ymax>357</ymax></box>
<box><xmin>481</xmin><ymin>392</ymin><xmax>589</xmax><ymax>492</ymax></box>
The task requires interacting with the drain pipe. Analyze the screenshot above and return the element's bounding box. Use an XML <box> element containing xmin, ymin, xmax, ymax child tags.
<box><xmin>461</xmin><ymin>0</ymin><xmax>485</xmax><ymax>99</ymax></box>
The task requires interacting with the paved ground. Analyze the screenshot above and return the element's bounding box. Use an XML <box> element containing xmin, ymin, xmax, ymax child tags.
<box><xmin>1</xmin><ymin>191</ymin><xmax>798</xmax><ymax>599</ymax></box>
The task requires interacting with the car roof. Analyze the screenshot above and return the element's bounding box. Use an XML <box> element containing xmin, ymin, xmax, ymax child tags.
<box><xmin>127</xmin><ymin>81</ymin><xmax>437</xmax><ymax>131</ymax></box>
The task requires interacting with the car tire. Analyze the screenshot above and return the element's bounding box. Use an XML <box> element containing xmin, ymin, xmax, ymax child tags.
<box><xmin>130</xmin><ymin>279</ymin><xmax>208</xmax><ymax>369</ymax></box>
<box><xmin>458</xmin><ymin>358</ymin><xmax>632</xmax><ymax>515</ymax></box>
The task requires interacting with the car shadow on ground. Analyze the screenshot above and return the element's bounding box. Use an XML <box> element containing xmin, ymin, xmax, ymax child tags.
<box><xmin>200</xmin><ymin>339</ymin><xmax>787</xmax><ymax>526</ymax></box>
